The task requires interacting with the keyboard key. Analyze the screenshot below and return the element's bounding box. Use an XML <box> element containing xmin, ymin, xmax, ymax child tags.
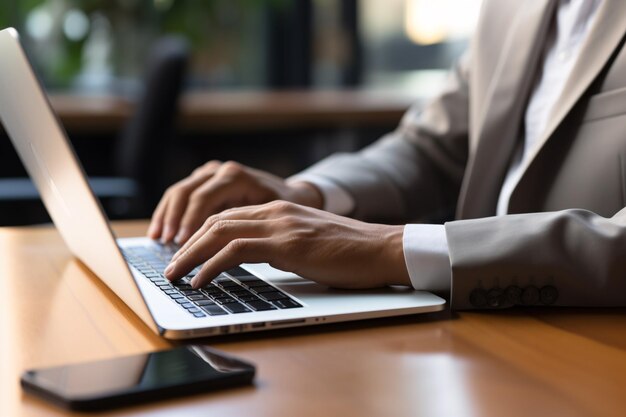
<box><xmin>202</xmin><ymin>286</ymin><xmax>225</xmax><ymax>295</ymax></box>
<box><xmin>181</xmin><ymin>302</ymin><xmax>195</xmax><ymax>309</ymax></box>
<box><xmin>237</xmin><ymin>295</ymin><xmax>260</xmax><ymax>303</ymax></box>
<box><xmin>231</xmin><ymin>289</ymin><xmax>254</xmax><ymax>297</ymax></box>
<box><xmin>246</xmin><ymin>300</ymin><xmax>275</xmax><ymax>311</ymax></box>
<box><xmin>222</xmin><ymin>282</ymin><xmax>244</xmax><ymax>292</ymax></box>
<box><xmin>252</xmin><ymin>285</ymin><xmax>279</xmax><ymax>294</ymax></box>
<box><xmin>187</xmin><ymin>307</ymin><xmax>201</xmax><ymax>313</ymax></box>
<box><xmin>206</xmin><ymin>290</ymin><xmax>228</xmax><ymax>298</ymax></box>
<box><xmin>205</xmin><ymin>293</ymin><xmax>228</xmax><ymax>301</ymax></box>
<box><xmin>163</xmin><ymin>289</ymin><xmax>178</xmax><ymax>295</ymax></box>
<box><xmin>223</xmin><ymin>302</ymin><xmax>251</xmax><ymax>314</ymax></box>
<box><xmin>243</xmin><ymin>280</ymin><xmax>270</xmax><ymax>288</ymax></box>
<box><xmin>175</xmin><ymin>298</ymin><xmax>190</xmax><ymax>304</ymax></box>
<box><xmin>213</xmin><ymin>276</ymin><xmax>232</xmax><ymax>284</ymax></box>
<box><xmin>188</xmin><ymin>294</ymin><xmax>210</xmax><ymax>301</ymax></box>
<box><xmin>202</xmin><ymin>305</ymin><xmax>227</xmax><ymax>316</ymax></box>
<box><xmin>170</xmin><ymin>294</ymin><xmax>185</xmax><ymax>300</ymax></box>
<box><xmin>195</xmin><ymin>300</ymin><xmax>217</xmax><ymax>307</ymax></box>
<box><xmin>193</xmin><ymin>312</ymin><xmax>206</xmax><ymax>318</ymax></box>
<box><xmin>213</xmin><ymin>291</ymin><xmax>234</xmax><ymax>297</ymax></box>
<box><xmin>227</xmin><ymin>267</ymin><xmax>249</xmax><ymax>277</ymax></box>
<box><xmin>260</xmin><ymin>291</ymin><xmax>288</xmax><ymax>302</ymax></box>
<box><xmin>272</xmin><ymin>298</ymin><xmax>302</xmax><ymax>309</ymax></box>
<box><xmin>214</xmin><ymin>296</ymin><xmax>237</xmax><ymax>304</ymax></box>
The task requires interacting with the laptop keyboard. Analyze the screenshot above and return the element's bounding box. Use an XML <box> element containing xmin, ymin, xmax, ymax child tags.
<box><xmin>122</xmin><ymin>245</ymin><xmax>302</xmax><ymax>318</ymax></box>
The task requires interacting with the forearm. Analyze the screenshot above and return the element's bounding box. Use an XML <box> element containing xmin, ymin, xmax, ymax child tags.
<box><xmin>289</xmin><ymin>177</ymin><xmax>453</xmax><ymax>292</ymax></box>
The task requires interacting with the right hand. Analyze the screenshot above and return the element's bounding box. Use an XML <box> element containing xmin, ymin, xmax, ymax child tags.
<box><xmin>147</xmin><ymin>160</ymin><xmax>324</xmax><ymax>244</ymax></box>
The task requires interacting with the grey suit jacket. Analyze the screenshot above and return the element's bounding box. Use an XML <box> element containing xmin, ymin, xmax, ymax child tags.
<box><xmin>299</xmin><ymin>0</ymin><xmax>626</xmax><ymax>309</ymax></box>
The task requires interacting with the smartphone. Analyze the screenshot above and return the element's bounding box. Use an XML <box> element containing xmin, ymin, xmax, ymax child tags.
<box><xmin>20</xmin><ymin>345</ymin><xmax>256</xmax><ymax>411</ymax></box>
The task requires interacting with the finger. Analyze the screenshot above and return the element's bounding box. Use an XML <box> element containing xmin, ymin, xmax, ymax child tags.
<box><xmin>172</xmin><ymin>203</ymin><xmax>275</xmax><ymax>262</ymax></box>
<box><xmin>191</xmin><ymin>160</ymin><xmax>222</xmax><ymax>178</ymax></box>
<box><xmin>150</xmin><ymin>162</ymin><xmax>222</xmax><ymax>241</ymax></box>
<box><xmin>174</xmin><ymin>180</ymin><xmax>238</xmax><ymax>245</ymax></box>
<box><xmin>161</xmin><ymin>190</ymin><xmax>190</xmax><ymax>243</ymax></box>
<box><xmin>164</xmin><ymin>220</ymin><xmax>271</xmax><ymax>281</ymax></box>
<box><xmin>190</xmin><ymin>238</ymin><xmax>275</xmax><ymax>289</ymax></box>
<box><xmin>173</xmin><ymin>162</ymin><xmax>257</xmax><ymax>244</ymax></box>
<box><xmin>147</xmin><ymin>195</ymin><xmax>169</xmax><ymax>239</ymax></box>
<box><xmin>161</xmin><ymin>174</ymin><xmax>216</xmax><ymax>243</ymax></box>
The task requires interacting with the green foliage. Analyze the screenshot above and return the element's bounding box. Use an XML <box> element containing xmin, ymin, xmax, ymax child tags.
<box><xmin>2</xmin><ymin>0</ymin><xmax>290</xmax><ymax>89</ymax></box>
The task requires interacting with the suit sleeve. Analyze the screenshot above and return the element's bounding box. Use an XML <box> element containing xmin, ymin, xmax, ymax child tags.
<box><xmin>296</xmin><ymin>52</ymin><xmax>472</xmax><ymax>223</ymax></box>
<box><xmin>445</xmin><ymin>208</ymin><xmax>626</xmax><ymax>309</ymax></box>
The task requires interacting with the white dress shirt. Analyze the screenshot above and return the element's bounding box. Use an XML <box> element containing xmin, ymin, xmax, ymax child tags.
<box><xmin>290</xmin><ymin>0</ymin><xmax>602</xmax><ymax>292</ymax></box>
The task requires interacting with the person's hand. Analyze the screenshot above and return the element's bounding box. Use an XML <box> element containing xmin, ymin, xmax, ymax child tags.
<box><xmin>163</xmin><ymin>201</ymin><xmax>411</xmax><ymax>289</ymax></box>
<box><xmin>148</xmin><ymin>160</ymin><xmax>324</xmax><ymax>244</ymax></box>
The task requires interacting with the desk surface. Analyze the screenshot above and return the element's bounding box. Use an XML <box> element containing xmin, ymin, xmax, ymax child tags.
<box><xmin>2</xmin><ymin>221</ymin><xmax>626</xmax><ymax>417</ymax></box>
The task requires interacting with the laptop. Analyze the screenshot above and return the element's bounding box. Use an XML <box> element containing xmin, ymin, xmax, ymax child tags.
<box><xmin>0</xmin><ymin>27</ymin><xmax>445</xmax><ymax>339</ymax></box>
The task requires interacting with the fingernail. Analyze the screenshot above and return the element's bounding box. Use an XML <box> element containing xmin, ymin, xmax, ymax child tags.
<box><xmin>164</xmin><ymin>262</ymin><xmax>176</xmax><ymax>277</ymax></box>
<box><xmin>190</xmin><ymin>277</ymin><xmax>198</xmax><ymax>288</ymax></box>
<box><xmin>161</xmin><ymin>225</ymin><xmax>173</xmax><ymax>243</ymax></box>
<box><xmin>147</xmin><ymin>223</ymin><xmax>156</xmax><ymax>237</ymax></box>
<box><xmin>174</xmin><ymin>228</ymin><xmax>188</xmax><ymax>245</ymax></box>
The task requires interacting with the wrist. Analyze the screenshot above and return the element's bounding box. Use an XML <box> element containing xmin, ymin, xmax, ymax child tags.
<box><xmin>382</xmin><ymin>225</ymin><xmax>412</xmax><ymax>287</ymax></box>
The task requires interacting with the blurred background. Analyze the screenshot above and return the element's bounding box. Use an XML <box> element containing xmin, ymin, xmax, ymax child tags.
<box><xmin>0</xmin><ymin>0</ymin><xmax>481</xmax><ymax>225</ymax></box>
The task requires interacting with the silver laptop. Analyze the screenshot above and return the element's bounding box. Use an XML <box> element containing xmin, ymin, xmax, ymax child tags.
<box><xmin>0</xmin><ymin>28</ymin><xmax>445</xmax><ymax>339</ymax></box>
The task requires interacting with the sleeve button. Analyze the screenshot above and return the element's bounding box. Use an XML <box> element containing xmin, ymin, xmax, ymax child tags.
<box><xmin>521</xmin><ymin>285</ymin><xmax>540</xmax><ymax>306</ymax></box>
<box><xmin>504</xmin><ymin>285</ymin><xmax>523</xmax><ymax>305</ymax></box>
<box><xmin>540</xmin><ymin>285</ymin><xmax>559</xmax><ymax>305</ymax></box>
<box><xmin>487</xmin><ymin>288</ymin><xmax>504</xmax><ymax>308</ymax></box>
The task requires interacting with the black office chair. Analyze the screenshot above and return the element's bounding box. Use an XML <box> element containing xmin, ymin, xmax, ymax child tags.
<box><xmin>0</xmin><ymin>35</ymin><xmax>189</xmax><ymax>225</ymax></box>
<box><xmin>113</xmin><ymin>35</ymin><xmax>190</xmax><ymax>214</ymax></box>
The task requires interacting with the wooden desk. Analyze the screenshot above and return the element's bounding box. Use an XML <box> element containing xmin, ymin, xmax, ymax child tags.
<box><xmin>46</xmin><ymin>90</ymin><xmax>422</xmax><ymax>133</ymax></box>
<box><xmin>2</xmin><ymin>221</ymin><xmax>626</xmax><ymax>417</ymax></box>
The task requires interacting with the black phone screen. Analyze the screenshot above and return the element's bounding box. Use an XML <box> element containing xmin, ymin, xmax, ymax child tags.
<box><xmin>21</xmin><ymin>345</ymin><xmax>255</xmax><ymax>411</ymax></box>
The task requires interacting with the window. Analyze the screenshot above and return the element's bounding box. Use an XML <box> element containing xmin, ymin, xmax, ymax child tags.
<box><xmin>0</xmin><ymin>0</ymin><xmax>482</xmax><ymax>94</ymax></box>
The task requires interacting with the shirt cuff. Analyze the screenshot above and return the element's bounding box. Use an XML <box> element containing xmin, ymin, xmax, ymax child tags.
<box><xmin>287</xmin><ymin>174</ymin><xmax>355</xmax><ymax>216</ymax></box>
<box><xmin>403</xmin><ymin>224</ymin><xmax>451</xmax><ymax>293</ymax></box>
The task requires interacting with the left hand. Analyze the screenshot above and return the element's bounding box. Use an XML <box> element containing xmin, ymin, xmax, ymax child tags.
<box><xmin>163</xmin><ymin>201</ymin><xmax>411</xmax><ymax>289</ymax></box>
